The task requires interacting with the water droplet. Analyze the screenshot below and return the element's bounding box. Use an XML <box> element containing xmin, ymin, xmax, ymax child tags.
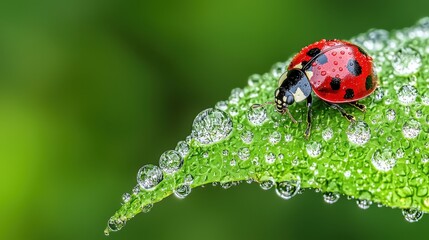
<box><xmin>323</xmin><ymin>192</ymin><xmax>340</xmax><ymax>204</ymax></box>
<box><xmin>238</xmin><ymin>147</ymin><xmax>250</xmax><ymax>160</ymax></box>
<box><xmin>192</xmin><ymin>108</ymin><xmax>233</xmax><ymax>145</ymax></box>
<box><xmin>260</xmin><ymin>179</ymin><xmax>274</xmax><ymax>190</ymax></box>
<box><xmin>362</xmin><ymin>29</ymin><xmax>389</xmax><ymax>51</ymax></box>
<box><xmin>344</xmin><ymin>170</ymin><xmax>351</xmax><ymax>178</ymax></box>
<box><xmin>276</xmin><ymin>178</ymin><xmax>301</xmax><ymax>200</ymax></box>
<box><xmin>142</xmin><ymin>203</ymin><xmax>153</xmax><ymax>213</ymax></box>
<box><xmin>397</xmin><ymin>85</ymin><xmax>418</xmax><ymax>105</ymax></box>
<box><xmin>306</xmin><ymin>142</ymin><xmax>322</xmax><ymax>157</ymax></box>
<box><xmin>402</xmin><ymin>208</ymin><xmax>423</xmax><ymax>222</ymax></box>
<box><xmin>159</xmin><ymin>150</ymin><xmax>184</xmax><ymax>174</ymax></box>
<box><xmin>322</xmin><ymin>128</ymin><xmax>334</xmax><ymax>141</ymax></box>
<box><xmin>215</xmin><ymin>101</ymin><xmax>228</xmax><ymax>111</ymax></box>
<box><xmin>422</xmin><ymin>155</ymin><xmax>429</xmax><ymax>164</ymax></box>
<box><xmin>247</xmin><ymin>107</ymin><xmax>267</xmax><ymax>126</ymax></box>
<box><xmin>229</xmin><ymin>107</ymin><xmax>239</xmax><ymax>116</ymax></box>
<box><xmin>265</xmin><ymin>152</ymin><xmax>276</xmax><ymax>164</ymax></box>
<box><xmin>396</xmin><ymin>149</ymin><xmax>405</xmax><ymax>158</ymax></box>
<box><xmin>174</xmin><ymin>184</ymin><xmax>191</xmax><ymax>199</ymax></box>
<box><xmin>278</xmin><ymin>153</ymin><xmax>284</xmax><ymax>160</ymax></box>
<box><xmin>285</xmin><ymin>134</ymin><xmax>293</xmax><ymax>142</ymax></box>
<box><xmin>402</xmin><ymin>119</ymin><xmax>421</xmax><ymax>139</ymax></box>
<box><xmin>108</xmin><ymin>217</ymin><xmax>125</xmax><ymax>232</ymax></box>
<box><xmin>386</xmin><ymin>109</ymin><xmax>396</xmax><ymax>121</ymax></box>
<box><xmin>203</xmin><ymin>152</ymin><xmax>209</xmax><ymax>158</ymax></box>
<box><xmin>248</xmin><ymin>74</ymin><xmax>261</xmax><ymax>87</ymax></box>
<box><xmin>229</xmin><ymin>88</ymin><xmax>244</xmax><ymax>105</ymax></box>
<box><xmin>271</xmin><ymin>62</ymin><xmax>287</xmax><ymax>78</ymax></box>
<box><xmin>321</xmin><ymin>71</ymin><xmax>327</xmax><ymax>76</ymax></box>
<box><xmin>240</xmin><ymin>130</ymin><xmax>254</xmax><ymax>144</ymax></box>
<box><xmin>269</xmin><ymin>131</ymin><xmax>282</xmax><ymax>144</ymax></box>
<box><xmin>374</xmin><ymin>88</ymin><xmax>384</xmax><ymax>102</ymax></box>
<box><xmin>137</xmin><ymin>165</ymin><xmax>163</xmax><ymax>190</ymax></box>
<box><xmin>132</xmin><ymin>185</ymin><xmax>141</xmax><ymax>195</ymax></box>
<box><xmin>184</xmin><ymin>174</ymin><xmax>194</xmax><ymax>184</ymax></box>
<box><xmin>347</xmin><ymin>121</ymin><xmax>371</xmax><ymax>145</ymax></box>
<box><xmin>372</xmin><ymin>148</ymin><xmax>397</xmax><ymax>172</ymax></box>
<box><xmin>220</xmin><ymin>182</ymin><xmax>233</xmax><ymax>189</ymax></box>
<box><xmin>391</xmin><ymin>47</ymin><xmax>422</xmax><ymax>76</ymax></box>
<box><xmin>222</xmin><ymin>149</ymin><xmax>230</xmax><ymax>156</ymax></box>
<box><xmin>122</xmin><ymin>193</ymin><xmax>131</xmax><ymax>203</ymax></box>
<box><xmin>230</xmin><ymin>159</ymin><xmax>236</xmax><ymax>166</ymax></box>
<box><xmin>175</xmin><ymin>141</ymin><xmax>189</xmax><ymax>158</ymax></box>
<box><xmin>356</xmin><ymin>199</ymin><xmax>372</xmax><ymax>209</ymax></box>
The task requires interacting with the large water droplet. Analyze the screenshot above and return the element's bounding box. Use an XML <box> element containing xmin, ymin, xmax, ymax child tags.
<box><xmin>174</xmin><ymin>184</ymin><xmax>191</xmax><ymax>199</ymax></box>
<box><xmin>108</xmin><ymin>217</ymin><xmax>126</xmax><ymax>232</ymax></box>
<box><xmin>238</xmin><ymin>147</ymin><xmax>250</xmax><ymax>160</ymax></box>
<box><xmin>391</xmin><ymin>47</ymin><xmax>422</xmax><ymax>76</ymax></box>
<box><xmin>260</xmin><ymin>179</ymin><xmax>274</xmax><ymax>190</ymax></box>
<box><xmin>402</xmin><ymin>119</ymin><xmax>421</xmax><ymax>139</ymax></box>
<box><xmin>397</xmin><ymin>85</ymin><xmax>418</xmax><ymax>105</ymax></box>
<box><xmin>247</xmin><ymin>107</ymin><xmax>267</xmax><ymax>126</ymax></box>
<box><xmin>137</xmin><ymin>164</ymin><xmax>164</xmax><ymax>190</ymax></box>
<box><xmin>347</xmin><ymin>121</ymin><xmax>371</xmax><ymax>145</ymax></box>
<box><xmin>175</xmin><ymin>141</ymin><xmax>190</xmax><ymax>158</ymax></box>
<box><xmin>276</xmin><ymin>178</ymin><xmax>301</xmax><ymax>200</ymax></box>
<box><xmin>323</xmin><ymin>192</ymin><xmax>340</xmax><ymax>204</ymax></box>
<box><xmin>402</xmin><ymin>208</ymin><xmax>424</xmax><ymax>222</ymax></box>
<box><xmin>192</xmin><ymin>108</ymin><xmax>233</xmax><ymax>145</ymax></box>
<box><xmin>356</xmin><ymin>199</ymin><xmax>372</xmax><ymax>209</ymax></box>
<box><xmin>306</xmin><ymin>142</ymin><xmax>322</xmax><ymax>157</ymax></box>
<box><xmin>371</xmin><ymin>148</ymin><xmax>397</xmax><ymax>171</ymax></box>
<box><xmin>240</xmin><ymin>130</ymin><xmax>254</xmax><ymax>144</ymax></box>
<box><xmin>159</xmin><ymin>150</ymin><xmax>184</xmax><ymax>174</ymax></box>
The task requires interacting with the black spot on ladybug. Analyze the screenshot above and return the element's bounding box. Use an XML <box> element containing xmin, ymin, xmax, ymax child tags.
<box><xmin>344</xmin><ymin>89</ymin><xmax>355</xmax><ymax>99</ymax></box>
<box><xmin>346</xmin><ymin>59</ymin><xmax>362</xmax><ymax>76</ymax></box>
<box><xmin>365</xmin><ymin>75</ymin><xmax>373</xmax><ymax>90</ymax></box>
<box><xmin>307</xmin><ymin>48</ymin><xmax>321</xmax><ymax>57</ymax></box>
<box><xmin>316</xmin><ymin>54</ymin><xmax>328</xmax><ymax>65</ymax></box>
<box><xmin>357</xmin><ymin>46</ymin><xmax>368</xmax><ymax>56</ymax></box>
<box><xmin>330</xmin><ymin>77</ymin><xmax>341</xmax><ymax>90</ymax></box>
<box><xmin>301</xmin><ymin>61</ymin><xmax>308</xmax><ymax>67</ymax></box>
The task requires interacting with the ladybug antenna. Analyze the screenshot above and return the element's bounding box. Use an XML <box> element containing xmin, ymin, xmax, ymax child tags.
<box><xmin>284</xmin><ymin>107</ymin><xmax>298</xmax><ymax>124</ymax></box>
<box><xmin>251</xmin><ymin>101</ymin><xmax>275</xmax><ymax>109</ymax></box>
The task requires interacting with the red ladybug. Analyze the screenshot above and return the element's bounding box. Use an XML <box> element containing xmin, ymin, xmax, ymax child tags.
<box><xmin>255</xmin><ymin>39</ymin><xmax>377</xmax><ymax>138</ymax></box>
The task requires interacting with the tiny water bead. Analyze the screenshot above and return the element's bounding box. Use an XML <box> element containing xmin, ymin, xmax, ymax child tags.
<box><xmin>391</xmin><ymin>47</ymin><xmax>422</xmax><ymax>76</ymax></box>
<box><xmin>137</xmin><ymin>165</ymin><xmax>164</xmax><ymax>190</ymax></box>
<box><xmin>276</xmin><ymin>178</ymin><xmax>301</xmax><ymax>200</ymax></box>
<box><xmin>322</xmin><ymin>128</ymin><xmax>334</xmax><ymax>141</ymax></box>
<box><xmin>371</xmin><ymin>148</ymin><xmax>397</xmax><ymax>172</ymax></box>
<box><xmin>248</xmin><ymin>74</ymin><xmax>262</xmax><ymax>87</ymax></box>
<box><xmin>122</xmin><ymin>193</ymin><xmax>131</xmax><ymax>203</ymax></box>
<box><xmin>323</xmin><ymin>192</ymin><xmax>340</xmax><ymax>204</ymax></box>
<box><xmin>356</xmin><ymin>199</ymin><xmax>372</xmax><ymax>209</ymax></box>
<box><xmin>269</xmin><ymin>131</ymin><xmax>282</xmax><ymax>144</ymax></box>
<box><xmin>132</xmin><ymin>185</ymin><xmax>141</xmax><ymax>195</ymax></box>
<box><xmin>174</xmin><ymin>184</ymin><xmax>191</xmax><ymax>199</ymax></box>
<box><xmin>402</xmin><ymin>119</ymin><xmax>421</xmax><ymax>139</ymax></box>
<box><xmin>397</xmin><ymin>85</ymin><xmax>418</xmax><ymax>105</ymax></box>
<box><xmin>159</xmin><ymin>150</ymin><xmax>184</xmax><ymax>174</ymax></box>
<box><xmin>247</xmin><ymin>107</ymin><xmax>267</xmax><ymax>126</ymax></box>
<box><xmin>260</xmin><ymin>180</ymin><xmax>275</xmax><ymax>190</ymax></box>
<box><xmin>142</xmin><ymin>203</ymin><xmax>153</xmax><ymax>213</ymax></box>
<box><xmin>240</xmin><ymin>130</ymin><xmax>254</xmax><ymax>144</ymax></box>
<box><xmin>238</xmin><ymin>147</ymin><xmax>250</xmax><ymax>160</ymax></box>
<box><xmin>346</xmin><ymin>121</ymin><xmax>371</xmax><ymax>145</ymax></box>
<box><xmin>184</xmin><ymin>174</ymin><xmax>194</xmax><ymax>184</ymax></box>
<box><xmin>386</xmin><ymin>109</ymin><xmax>396</xmax><ymax>121</ymax></box>
<box><xmin>215</xmin><ymin>101</ymin><xmax>228</xmax><ymax>111</ymax></box>
<box><xmin>265</xmin><ymin>152</ymin><xmax>276</xmax><ymax>164</ymax></box>
<box><xmin>192</xmin><ymin>108</ymin><xmax>233</xmax><ymax>145</ymax></box>
<box><xmin>402</xmin><ymin>208</ymin><xmax>424</xmax><ymax>222</ymax></box>
<box><xmin>175</xmin><ymin>141</ymin><xmax>190</xmax><ymax>158</ymax></box>
<box><xmin>306</xmin><ymin>142</ymin><xmax>322</xmax><ymax>157</ymax></box>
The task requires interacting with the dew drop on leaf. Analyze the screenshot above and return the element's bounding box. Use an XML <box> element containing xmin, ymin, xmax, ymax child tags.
<box><xmin>240</xmin><ymin>130</ymin><xmax>254</xmax><ymax>144</ymax></box>
<box><xmin>346</xmin><ymin>121</ymin><xmax>371</xmax><ymax>145</ymax></box>
<box><xmin>238</xmin><ymin>147</ymin><xmax>250</xmax><ymax>160</ymax></box>
<box><xmin>356</xmin><ymin>199</ymin><xmax>372</xmax><ymax>209</ymax></box>
<box><xmin>137</xmin><ymin>164</ymin><xmax>163</xmax><ymax>190</ymax></box>
<box><xmin>391</xmin><ymin>47</ymin><xmax>422</xmax><ymax>76</ymax></box>
<box><xmin>276</xmin><ymin>178</ymin><xmax>301</xmax><ymax>200</ymax></box>
<box><xmin>306</xmin><ymin>142</ymin><xmax>322</xmax><ymax>157</ymax></box>
<box><xmin>402</xmin><ymin>119</ymin><xmax>421</xmax><ymax>139</ymax></box>
<box><xmin>192</xmin><ymin>108</ymin><xmax>233</xmax><ymax>145</ymax></box>
<box><xmin>175</xmin><ymin>141</ymin><xmax>190</xmax><ymax>158</ymax></box>
<box><xmin>174</xmin><ymin>184</ymin><xmax>191</xmax><ymax>199</ymax></box>
<box><xmin>122</xmin><ymin>193</ymin><xmax>131</xmax><ymax>203</ymax></box>
<box><xmin>159</xmin><ymin>150</ymin><xmax>184</xmax><ymax>174</ymax></box>
<box><xmin>397</xmin><ymin>85</ymin><xmax>418</xmax><ymax>105</ymax></box>
<box><xmin>247</xmin><ymin>107</ymin><xmax>267</xmax><ymax>126</ymax></box>
<box><xmin>371</xmin><ymin>148</ymin><xmax>397</xmax><ymax>172</ymax></box>
<box><xmin>402</xmin><ymin>208</ymin><xmax>424</xmax><ymax>222</ymax></box>
<box><xmin>322</xmin><ymin>127</ymin><xmax>334</xmax><ymax>141</ymax></box>
<box><xmin>269</xmin><ymin>131</ymin><xmax>282</xmax><ymax>144</ymax></box>
<box><xmin>323</xmin><ymin>192</ymin><xmax>340</xmax><ymax>204</ymax></box>
<box><xmin>260</xmin><ymin>179</ymin><xmax>274</xmax><ymax>190</ymax></box>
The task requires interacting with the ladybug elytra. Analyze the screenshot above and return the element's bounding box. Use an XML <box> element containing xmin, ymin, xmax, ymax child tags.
<box><xmin>254</xmin><ymin>39</ymin><xmax>377</xmax><ymax>138</ymax></box>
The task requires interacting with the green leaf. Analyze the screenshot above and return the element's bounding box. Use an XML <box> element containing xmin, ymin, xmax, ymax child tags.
<box><xmin>105</xmin><ymin>18</ymin><xmax>429</xmax><ymax>235</ymax></box>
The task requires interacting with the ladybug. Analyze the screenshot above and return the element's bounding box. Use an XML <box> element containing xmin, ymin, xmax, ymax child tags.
<box><xmin>254</xmin><ymin>39</ymin><xmax>377</xmax><ymax>138</ymax></box>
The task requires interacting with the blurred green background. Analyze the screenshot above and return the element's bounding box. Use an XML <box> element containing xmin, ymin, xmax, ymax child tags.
<box><xmin>1</xmin><ymin>0</ymin><xmax>428</xmax><ymax>239</ymax></box>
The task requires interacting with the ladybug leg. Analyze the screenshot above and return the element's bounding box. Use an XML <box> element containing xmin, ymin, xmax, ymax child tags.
<box><xmin>328</xmin><ymin>103</ymin><xmax>356</xmax><ymax>122</ymax></box>
<box><xmin>348</xmin><ymin>101</ymin><xmax>366</xmax><ymax>112</ymax></box>
<box><xmin>304</xmin><ymin>95</ymin><xmax>313</xmax><ymax>139</ymax></box>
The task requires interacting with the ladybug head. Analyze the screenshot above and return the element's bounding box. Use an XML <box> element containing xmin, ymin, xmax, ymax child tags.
<box><xmin>274</xmin><ymin>87</ymin><xmax>295</xmax><ymax>114</ymax></box>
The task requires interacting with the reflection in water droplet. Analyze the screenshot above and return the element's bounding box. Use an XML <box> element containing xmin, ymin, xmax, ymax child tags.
<box><xmin>132</xmin><ymin>185</ymin><xmax>141</xmax><ymax>195</ymax></box>
<box><xmin>159</xmin><ymin>150</ymin><xmax>184</xmax><ymax>174</ymax></box>
<box><xmin>322</xmin><ymin>128</ymin><xmax>334</xmax><ymax>141</ymax></box>
<box><xmin>229</xmin><ymin>88</ymin><xmax>244</xmax><ymax>105</ymax></box>
<box><xmin>260</xmin><ymin>179</ymin><xmax>274</xmax><ymax>190</ymax></box>
<box><xmin>175</xmin><ymin>141</ymin><xmax>190</xmax><ymax>158</ymax></box>
<box><xmin>372</xmin><ymin>148</ymin><xmax>397</xmax><ymax>171</ymax></box>
<box><xmin>230</xmin><ymin>159</ymin><xmax>236</xmax><ymax>166</ymax></box>
<box><xmin>391</xmin><ymin>47</ymin><xmax>422</xmax><ymax>76</ymax></box>
<box><xmin>285</xmin><ymin>134</ymin><xmax>293</xmax><ymax>142</ymax></box>
<box><xmin>247</xmin><ymin>107</ymin><xmax>267</xmax><ymax>126</ymax></box>
<box><xmin>248</xmin><ymin>74</ymin><xmax>261</xmax><ymax>87</ymax></box>
<box><xmin>108</xmin><ymin>218</ymin><xmax>125</xmax><ymax>232</ymax></box>
<box><xmin>396</xmin><ymin>149</ymin><xmax>405</xmax><ymax>158</ymax></box>
<box><xmin>386</xmin><ymin>109</ymin><xmax>396</xmax><ymax>121</ymax></box>
<box><xmin>241</xmin><ymin>130</ymin><xmax>254</xmax><ymax>144</ymax></box>
<box><xmin>137</xmin><ymin>165</ymin><xmax>163</xmax><ymax>190</ymax></box>
<box><xmin>122</xmin><ymin>193</ymin><xmax>131</xmax><ymax>203</ymax></box>
<box><xmin>142</xmin><ymin>203</ymin><xmax>153</xmax><ymax>213</ymax></box>
<box><xmin>356</xmin><ymin>199</ymin><xmax>372</xmax><ymax>209</ymax></box>
<box><xmin>306</xmin><ymin>142</ymin><xmax>322</xmax><ymax>157</ymax></box>
<box><xmin>192</xmin><ymin>108</ymin><xmax>233</xmax><ymax>145</ymax></box>
<box><xmin>347</xmin><ymin>121</ymin><xmax>371</xmax><ymax>145</ymax></box>
<box><xmin>215</xmin><ymin>101</ymin><xmax>228</xmax><ymax>111</ymax></box>
<box><xmin>271</xmin><ymin>62</ymin><xmax>287</xmax><ymax>78</ymax></box>
<box><xmin>174</xmin><ymin>184</ymin><xmax>191</xmax><ymax>199</ymax></box>
<box><xmin>397</xmin><ymin>85</ymin><xmax>418</xmax><ymax>105</ymax></box>
<box><xmin>238</xmin><ymin>147</ymin><xmax>250</xmax><ymax>160</ymax></box>
<box><xmin>184</xmin><ymin>174</ymin><xmax>194</xmax><ymax>184</ymax></box>
<box><xmin>276</xmin><ymin>178</ymin><xmax>301</xmax><ymax>200</ymax></box>
<box><xmin>265</xmin><ymin>152</ymin><xmax>276</xmax><ymax>164</ymax></box>
<box><xmin>269</xmin><ymin>131</ymin><xmax>282</xmax><ymax>144</ymax></box>
<box><xmin>402</xmin><ymin>119</ymin><xmax>421</xmax><ymax>139</ymax></box>
<box><xmin>323</xmin><ymin>192</ymin><xmax>340</xmax><ymax>204</ymax></box>
<box><xmin>402</xmin><ymin>208</ymin><xmax>424</xmax><ymax>222</ymax></box>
